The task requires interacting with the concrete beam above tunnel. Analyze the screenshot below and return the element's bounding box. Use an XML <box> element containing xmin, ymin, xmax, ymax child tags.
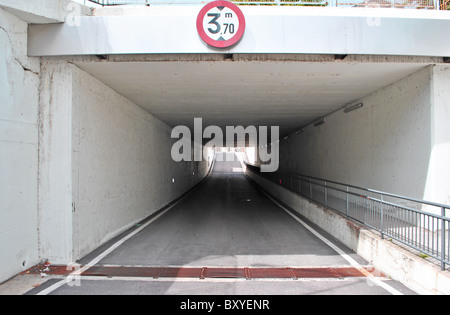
<box><xmin>28</xmin><ymin>7</ymin><xmax>450</xmax><ymax>57</ymax></box>
<box><xmin>69</xmin><ymin>55</ymin><xmax>433</xmax><ymax>136</ymax></box>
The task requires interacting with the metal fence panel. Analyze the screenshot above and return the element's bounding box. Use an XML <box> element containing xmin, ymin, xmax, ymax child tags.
<box><xmin>247</xmin><ymin>166</ymin><xmax>450</xmax><ymax>270</ymax></box>
<box><xmin>87</xmin><ymin>0</ymin><xmax>441</xmax><ymax>8</ymax></box>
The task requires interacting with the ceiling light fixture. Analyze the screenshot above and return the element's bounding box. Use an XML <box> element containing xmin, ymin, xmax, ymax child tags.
<box><xmin>314</xmin><ymin>118</ymin><xmax>325</xmax><ymax>127</ymax></box>
<box><xmin>344</xmin><ymin>103</ymin><xmax>363</xmax><ymax>113</ymax></box>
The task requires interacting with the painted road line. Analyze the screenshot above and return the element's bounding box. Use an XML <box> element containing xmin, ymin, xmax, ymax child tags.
<box><xmin>35</xmin><ymin>159</ymin><xmax>220</xmax><ymax>296</ymax></box>
<box><xmin>261</xmin><ymin>190</ymin><xmax>404</xmax><ymax>296</ymax></box>
<box><xmin>36</xmin><ymin>198</ymin><xmax>187</xmax><ymax>295</ymax></box>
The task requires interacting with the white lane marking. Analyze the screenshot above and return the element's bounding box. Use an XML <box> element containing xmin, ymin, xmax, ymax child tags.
<box><xmin>38</xmin><ymin>157</ymin><xmax>221</xmax><ymax>295</ymax></box>
<box><xmin>37</xmin><ymin>199</ymin><xmax>184</xmax><ymax>295</ymax></box>
<box><xmin>261</xmin><ymin>190</ymin><xmax>404</xmax><ymax>295</ymax></box>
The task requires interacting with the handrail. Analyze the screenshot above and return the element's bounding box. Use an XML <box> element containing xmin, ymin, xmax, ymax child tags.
<box><xmin>441</xmin><ymin>0</ymin><xmax>450</xmax><ymax>9</ymax></box>
<box><xmin>292</xmin><ymin>172</ymin><xmax>450</xmax><ymax>211</ymax></box>
<box><xmin>246</xmin><ymin>163</ymin><xmax>450</xmax><ymax>211</ymax></box>
<box><xmin>87</xmin><ymin>0</ymin><xmax>440</xmax><ymax>8</ymax></box>
<box><xmin>245</xmin><ymin>162</ymin><xmax>449</xmax><ymax>271</ymax></box>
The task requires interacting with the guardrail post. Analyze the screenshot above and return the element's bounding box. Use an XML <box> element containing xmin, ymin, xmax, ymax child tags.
<box><xmin>380</xmin><ymin>194</ymin><xmax>384</xmax><ymax>239</ymax></box>
<box><xmin>309</xmin><ymin>178</ymin><xmax>312</xmax><ymax>201</ymax></box>
<box><xmin>259</xmin><ymin>170</ymin><xmax>450</xmax><ymax>269</ymax></box>
<box><xmin>346</xmin><ymin>186</ymin><xmax>349</xmax><ymax>218</ymax></box>
<box><xmin>442</xmin><ymin>207</ymin><xmax>446</xmax><ymax>271</ymax></box>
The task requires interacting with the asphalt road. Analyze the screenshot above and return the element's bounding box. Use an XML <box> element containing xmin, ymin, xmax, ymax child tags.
<box><xmin>26</xmin><ymin>153</ymin><xmax>417</xmax><ymax>295</ymax></box>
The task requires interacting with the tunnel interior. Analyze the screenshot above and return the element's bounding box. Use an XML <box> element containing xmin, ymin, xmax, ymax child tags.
<box><xmin>73</xmin><ymin>55</ymin><xmax>428</xmax><ymax>138</ymax></box>
<box><xmin>55</xmin><ymin>53</ymin><xmax>445</xmax><ymax>268</ymax></box>
<box><xmin>2</xmin><ymin>1</ymin><xmax>450</xmax><ymax>293</ymax></box>
<box><xmin>82</xmin><ymin>151</ymin><xmax>356</xmax><ymax>268</ymax></box>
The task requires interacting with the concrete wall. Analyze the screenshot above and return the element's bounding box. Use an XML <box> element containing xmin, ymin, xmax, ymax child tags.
<box><xmin>38</xmin><ymin>60</ymin><xmax>210</xmax><ymax>264</ymax></box>
<box><xmin>0</xmin><ymin>7</ymin><xmax>40</xmax><ymax>283</ymax></box>
<box><xmin>71</xmin><ymin>65</ymin><xmax>209</xmax><ymax>260</ymax></box>
<box><xmin>38</xmin><ymin>60</ymin><xmax>75</xmax><ymax>265</ymax></box>
<box><xmin>28</xmin><ymin>7</ymin><xmax>450</xmax><ymax>57</ymax></box>
<box><xmin>1</xmin><ymin>0</ymin><xmax>213</xmax><ymax>282</ymax></box>
<box><xmin>426</xmin><ymin>65</ymin><xmax>450</xmax><ymax>206</ymax></box>
<box><xmin>279</xmin><ymin>65</ymin><xmax>450</xmax><ymax>207</ymax></box>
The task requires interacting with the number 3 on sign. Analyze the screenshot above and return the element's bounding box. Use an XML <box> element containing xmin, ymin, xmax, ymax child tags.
<box><xmin>197</xmin><ymin>1</ymin><xmax>246</xmax><ymax>48</ymax></box>
<box><xmin>207</xmin><ymin>13</ymin><xmax>221</xmax><ymax>34</ymax></box>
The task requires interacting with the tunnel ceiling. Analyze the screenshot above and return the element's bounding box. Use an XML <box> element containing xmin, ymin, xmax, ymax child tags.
<box><xmin>74</xmin><ymin>59</ymin><xmax>427</xmax><ymax>136</ymax></box>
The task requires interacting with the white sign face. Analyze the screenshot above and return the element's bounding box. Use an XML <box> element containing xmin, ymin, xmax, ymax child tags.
<box><xmin>197</xmin><ymin>1</ymin><xmax>246</xmax><ymax>49</ymax></box>
<box><xmin>202</xmin><ymin>6</ymin><xmax>240</xmax><ymax>43</ymax></box>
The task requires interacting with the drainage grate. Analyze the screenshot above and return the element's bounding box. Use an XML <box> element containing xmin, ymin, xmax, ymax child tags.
<box><xmin>23</xmin><ymin>264</ymin><xmax>382</xmax><ymax>280</ymax></box>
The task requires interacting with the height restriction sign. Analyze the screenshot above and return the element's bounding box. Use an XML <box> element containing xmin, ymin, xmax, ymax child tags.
<box><xmin>196</xmin><ymin>1</ymin><xmax>246</xmax><ymax>49</ymax></box>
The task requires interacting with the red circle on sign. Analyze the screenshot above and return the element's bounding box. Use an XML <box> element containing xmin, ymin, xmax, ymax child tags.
<box><xmin>196</xmin><ymin>1</ymin><xmax>246</xmax><ymax>48</ymax></box>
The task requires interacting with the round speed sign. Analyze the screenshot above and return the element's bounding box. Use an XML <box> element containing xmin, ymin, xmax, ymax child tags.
<box><xmin>196</xmin><ymin>1</ymin><xmax>246</xmax><ymax>49</ymax></box>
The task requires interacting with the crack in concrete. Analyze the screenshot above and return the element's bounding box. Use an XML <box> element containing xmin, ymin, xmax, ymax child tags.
<box><xmin>0</xmin><ymin>24</ymin><xmax>40</xmax><ymax>76</ymax></box>
<box><xmin>15</xmin><ymin>57</ymin><xmax>40</xmax><ymax>76</ymax></box>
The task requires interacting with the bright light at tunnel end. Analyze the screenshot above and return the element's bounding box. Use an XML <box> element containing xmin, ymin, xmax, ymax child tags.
<box><xmin>171</xmin><ymin>118</ymin><xmax>280</xmax><ymax>173</ymax></box>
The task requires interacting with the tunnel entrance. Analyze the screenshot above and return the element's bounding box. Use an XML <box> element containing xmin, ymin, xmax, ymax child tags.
<box><xmin>4</xmin><ymin>0</ymin><xmax>450</xmax><ymax>294</ymax></box>
<box><xmin>93</xmin><ymin>151</ymin><xmax>351</xmax><ymax>268</ymax></box>
<box><xmin>66</xmin><ymin>54</ymin><xmax>437</xmax><ymax>269</ymax></box>
<box><xmin>30</xmin><ymin>52</ymin><xmax>447</xmax><ymax>296</ymax></box>
<box><xmin>73</xmin><ymin>55</ymin><xmax>428</xmax><ymax>139</ymax></box>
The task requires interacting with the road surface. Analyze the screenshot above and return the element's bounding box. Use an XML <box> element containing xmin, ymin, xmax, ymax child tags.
<box><xmin>26</xmin><ymin>153</ymin><xmax>416</xmax><ymax>295</ymax></box>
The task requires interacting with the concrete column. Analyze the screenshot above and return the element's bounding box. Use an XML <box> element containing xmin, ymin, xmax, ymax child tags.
<box><xmin>0</xmin><ymin>7</ymin><xmax>40</xmax><ymax>283</ymax></box>
<box><xmin>38</xmin><ymin>61</ymin><xmax>75</xmax><ymax>264</ymax></box>
<box><xmin>425</xmin><ymin>65</ymin><xmax>450</xmax><ymax>208</ymax></box>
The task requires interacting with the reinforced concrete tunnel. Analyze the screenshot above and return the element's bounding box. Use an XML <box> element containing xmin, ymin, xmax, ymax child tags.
<box><xmin>1</xmin><ymin>1</ymin><xmax>450</xmax><ymax>295</ymax></box>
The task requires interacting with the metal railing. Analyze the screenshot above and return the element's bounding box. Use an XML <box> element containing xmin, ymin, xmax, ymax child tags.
<box><xmin>88</xmin><ymin>0</ymin><xmax>149</xmax><ymax>5</ymax></box>
<box><xmin>336</xmin><ymin>0</ymin><xmax>437</xmax><ymax>8</ymax></box>
<box><xmin>88</xmin><ymin>0</ymin><xmax>442</xmax><ymax>9</ymax></box>
<box><xmin>246</xmin><ymin>164</ymin><xmax>450</xmax><ymax>271</ymax></box>
<box><xmin>87</xmin><ymin>0</ymin><xmax>327</xmax><ymax>4</ymax></box>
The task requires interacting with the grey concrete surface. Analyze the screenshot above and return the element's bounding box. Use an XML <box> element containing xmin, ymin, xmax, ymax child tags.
<box><xmin>95</xmin><ymin>153</ymin><xmax>359</xmax><ymax>268</ymax></box>
<box><xmin>21</xmin><ymin>153</ymin><xmax>417</xmax><ymax>295</ymax></box>
<box><xmin>33</xmin><ymin>277</ymin><xmax>415</xmax><ymax>296</ymax></box>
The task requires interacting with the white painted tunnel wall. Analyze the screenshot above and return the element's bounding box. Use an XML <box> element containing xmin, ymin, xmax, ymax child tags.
<box><xmin>427</xmin><ymin>65</ymin><xmax>450</xmax><ymax>207</ymax></box>
<box><xmin>71</xmin><ymin>64</ymin><xmax>209</xmax><ymax>260</ymax></box>
<box><xmin>0</xmin><ymin>8</ymin><xmax>40</xmax><ymax>283</ymax></box>
<box><xmin>278</xmin><ymin>65</ymin><xmax>450</xmax><ymax>207</ymax></box>
<box><xmin>38</xmin><ymin>60</ymin><xmax>74</xmax><ymax>266</ymax></box>
<box><xmin>0</xmin><ymin>0</ymin><xmax>211</xmax><ymax>281</ymax></box>
<box><xmin>39</xmin><ymin>60</ymin><xmax>210</xmax><ymax>263</ymax></box>
<box><xmin>0</xmin><ymin>0</ymin><xmax>90</xmax><ymax>284</ymax></box>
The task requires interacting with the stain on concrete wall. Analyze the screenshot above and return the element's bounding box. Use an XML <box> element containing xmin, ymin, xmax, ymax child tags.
<box><xmin>278</xmin><ymin>66</ymin><xmax>435</xmax><ymax>203</ymax></box>
<box><xmin>0</xmin><ymin>8</ymin><xmax>40</xmax><ymax>283</ymax></box>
